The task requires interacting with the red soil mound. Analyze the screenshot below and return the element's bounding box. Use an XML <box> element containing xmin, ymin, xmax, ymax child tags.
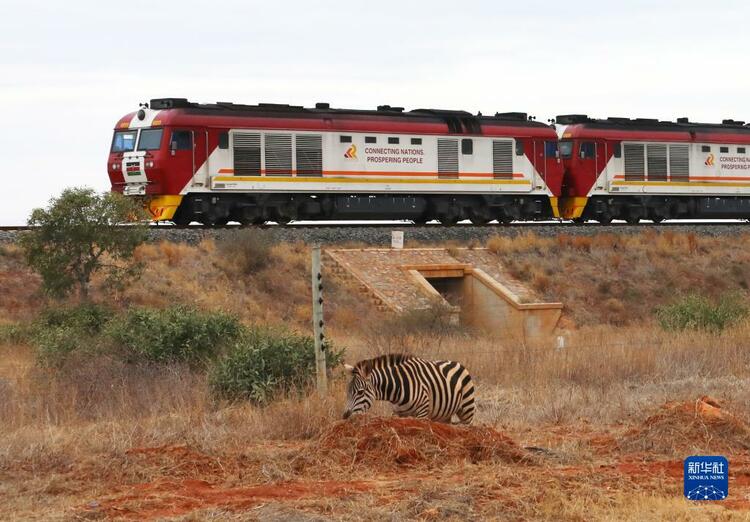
<box><xmin>89</xmin><ymin>478</ymin><xmax>371</xmax><ymax>520</ymax></box>
<box><xmin>307</xmin><ymin>416</ymin><xmax>529</xmax><ymax>471</ymax></box>
<box><xmin>621</xmin><ymin>396</ymin><xmax>750</xmax><ymax>455</ymax></box>
<box><xmin>124</xmin><ymin>445</ymin><xmax>230</xmax><ymax>479</ymax></box>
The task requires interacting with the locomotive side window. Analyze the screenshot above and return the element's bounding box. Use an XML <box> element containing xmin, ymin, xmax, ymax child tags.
<box><xmin>720</xmin><ymin>146</ymin><xmax>729</xmax><ymax>153</ymax></box>
<box><xmin>461</xmin><ymin>139</ymin><xmax>473</xmax><ymax>155</ymax></box>
<box><xmin>545</xmin><ymin>141</ymin><xmax>558</xmax><ymax>157</ymax></box>
<box><xmin>171</xmin><ymin>130</ymin><xmax>192</xmax><ymax>150</ymax></box>
<box><xmin>613</xmin><ymin>143</ymin><xmax>622</xmax><ymax>158</ymax></box>
<box><xmin>388</xmin><ymin>137</ymin><xmax>400</xmax><ymax>144</ymax></box>
<box><xmin>579</xmin><ymin>142</ymin><xmax>595</xmax><ymax>159</ymax></box>
<box><xmin>411</xmin><ymin>138</ymin><xmax>422</xmax><ymax>145</ymax></box>
<box><xmin>739</xmin><ymin>147</ymin><xmax>747</xmax><ymax>154</ymax></box>
<box><xmin>702</xmin><ymin>145</ymin><xmax>711</xmax><ymax>153</ymax></box>
<box><xmin>137</xmin><ymin>129</ymin><xmax>163</xmax><ymax>151</ymax></box>
<box><xmin>515</xmin><ymin>141</ymin><xmax>524</xmax><ymax>156</ymax></box>
<box><xmin>340</xmin><ymin>135</ymin><xmax>352</xmax><ymax>143</ymax></box>
<box><xmin>111</xmin><ymin>130</ymin><xmax>137</xmax><ymax>152</ymax></box>
<box><xmin>365</xmin><ymin>136</ymin><xmax>377</xmax><ymax>144</ymax></box>
<box><xmin>218</xmin><ymin>132</ymin><xmax>229</xmax><ymax>149</ymax></box>
<box><xmin>559</xmin><ymin>141</ymin><xmax>573</xmax><ymax>159</ymax></box>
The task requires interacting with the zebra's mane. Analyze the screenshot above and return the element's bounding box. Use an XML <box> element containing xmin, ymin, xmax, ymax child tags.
<box><xmin>356</xmin><ymin>353</ymin><xmax>413</xmax><ymax>375</ymax></box>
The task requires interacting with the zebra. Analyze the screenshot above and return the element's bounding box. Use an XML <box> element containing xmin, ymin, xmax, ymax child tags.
<box><xmin>342</xmin><ymin>354</ymin><xmax>475</xmax><ymax>424</ymax></box>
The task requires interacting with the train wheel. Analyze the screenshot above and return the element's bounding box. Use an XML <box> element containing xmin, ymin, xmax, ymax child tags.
<box><xmin>200</xmin><ymin>212</ymin><xmax>228</xmax><ymax>226</ymax></box>
<box><xmin>625</xmin><ymin>216</ymin><xmax>640</xmax><ymax>225</ymax></box>
<box><xmin>497</xmin><ymin>213</ymin><xmax>512</xmax><ymax>224</ymax></box>
<box><xmin>438</xmin><ymin>214</ymin><xmax>459</xmax><ymax>225</ymax></box>
<box><xmin>469</xmin><ymin>208</ymin><xmax>492</xmax><ymax>225</ymax></box>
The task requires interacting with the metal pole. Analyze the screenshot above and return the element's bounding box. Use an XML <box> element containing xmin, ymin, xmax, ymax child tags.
<box><xmin>311</xmin><ymin>246</ymin><xmax>327</xmax><ymax>395</ymax></box>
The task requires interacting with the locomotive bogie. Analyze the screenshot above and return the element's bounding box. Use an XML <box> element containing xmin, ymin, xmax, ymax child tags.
<box><xmin>169</xmin><ymin>192</ymin><xmax>554</xmax><ymax>226</ymax></box>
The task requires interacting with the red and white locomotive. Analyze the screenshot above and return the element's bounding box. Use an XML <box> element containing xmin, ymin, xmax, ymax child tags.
<box><xmin>107</xmin><ymin>98</ymin><xmax>563</xmax><ymax>224</ymax></box>
<box><xmin>556</xmin><ymin>115</ymin><xmax>750</xmax><ymax>222</ymax></box>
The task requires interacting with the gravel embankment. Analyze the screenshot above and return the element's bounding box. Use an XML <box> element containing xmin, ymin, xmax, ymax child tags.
<box><xmin>2</xmin><ymin>223</ymin><xmax>749</xmax><ymax>245</ymax></box>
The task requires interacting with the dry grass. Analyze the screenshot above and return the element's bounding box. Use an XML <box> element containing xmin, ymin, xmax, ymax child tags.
<box><xmin>5</xmin><ymin>230</ymin><xmax>750</xmax><ymax>331</ymax></box>
<box><xmin>0</xmin><ymin>239</ymin><xmax>376</xmax><ymax>335</ymax></box>
<box><xmin>3</xmin><ymin>233</ymin><xmax>750</xmax><ymax>519</ymax></box>
<box><xmin>3</xmin><ymin>319</ymin><xmax>750</xmax><ymax>519</ymax></box>
<box><xmin>486</xmin><ymin>230</ymin><xmax>750</xmax><ymax>325</ymax></box>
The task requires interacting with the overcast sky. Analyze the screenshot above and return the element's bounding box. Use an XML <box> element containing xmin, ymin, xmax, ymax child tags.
<box><xmin>1</xmin><ymin>0</ymin><xmax>748</xmax><ymax>224</ymax></box>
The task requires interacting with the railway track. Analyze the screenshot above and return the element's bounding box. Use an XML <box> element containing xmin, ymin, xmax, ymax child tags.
<box><xmin>3</xmin><ymin>221</ymin><xmax>748</xmax><ymax>246</ymax></box>
<box><xmin>1</xmin><ymin>220</ymin><xmax>748</xmax><ymax>232</ymax></box>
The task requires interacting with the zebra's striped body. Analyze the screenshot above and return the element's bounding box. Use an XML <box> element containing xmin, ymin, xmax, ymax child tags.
<box><xmin>343</xmin><ymin>354</ymin><xmax>475</xmax><ymax>424</ymax></box>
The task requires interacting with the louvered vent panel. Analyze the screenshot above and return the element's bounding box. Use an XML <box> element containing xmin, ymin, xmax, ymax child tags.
<box><xmin>265</xmin><ymin>134</ymin><xmax>292</xmax><ymax>176</ymax></box>
<box><xmin>647</xmin><ymin>144</ymin><xmax>668</xmax><ymax>181</ymax></box>
<box><xmin>438</xmin><ymin>139</ymin><xmax>459</xmax><ymax>179</ymax></box>
<box><xmin>296</xmin><ymin>134</ymin><xmax>323</xmax><ymax>176</ymax></box>
<box><xmin>669</xmin><ymin>144</ymin><xmax>690</xmax><ymax>181</ymax></box>
<box><xmin>233</xmin><ymin>133</ymin><xmax>261</xmax><ymax>176</ymax></box>
<box><xmin>492</xmin><ymin>140</ymin><xmax>514</xmax><ymax>179</ymax></box>
<box><xmin>624</xmin><ymin>144</ymin><xmax>645</xmax><ymax>181</ymax></box>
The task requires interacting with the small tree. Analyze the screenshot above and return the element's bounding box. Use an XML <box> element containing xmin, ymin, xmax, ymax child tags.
<box><xmin>20</xmin><ymin>188</ymin><xmax>148</xmax><ymax>300</ymax></box>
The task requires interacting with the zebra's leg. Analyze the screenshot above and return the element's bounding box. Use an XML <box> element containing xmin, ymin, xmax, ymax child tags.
<box><xmin>414</xmin><ymin>392</ymin><xmax>432</xmax><ymax>420</ymax></box>
<box><xmin>455</xmin><ymin>394</ymin><xmax>475</xmax><ymax>424</ymax></box>
<box><xmin>456</xmin><ymin>404</ymin><xmax>474</xmax><ymax>424</ymax></box>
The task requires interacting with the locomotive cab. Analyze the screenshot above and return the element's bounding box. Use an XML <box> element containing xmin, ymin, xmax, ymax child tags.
<box><xmin>108</xmin><ymin>104</ymin><xmax>200</xmax><ymax>221</ymax></box>
<box><xmin>109</xmin><ymin>127</ymin><xmax>164</xmax><ymax>196</ymax></box>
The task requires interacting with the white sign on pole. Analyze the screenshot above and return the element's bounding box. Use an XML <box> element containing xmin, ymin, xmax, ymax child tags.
<box><xmin>391</xmin><ymin>231</ymin><xmax>404</xmax><ymax>249</ymax></box>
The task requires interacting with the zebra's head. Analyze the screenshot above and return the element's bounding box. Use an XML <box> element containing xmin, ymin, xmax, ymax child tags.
<box><xmin>342</xmin><ymin>363</ymin><xmax>375</xmax><ymax>419</ymax></box>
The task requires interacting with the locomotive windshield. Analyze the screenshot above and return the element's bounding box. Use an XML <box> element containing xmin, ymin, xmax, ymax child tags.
<box><xmin>559</xmin><ymin>140</ymin><xmax>573</xmax><ymax>159</ymax></box>
<box><xmin>137</xmin><ymin>129</ymin><xmax>164</xmax><ymax>150</ymax></box>
<box><xmin>111</xmin><ymin>130</ymin><xmax>136</xmax><ymax>152</ymax></box>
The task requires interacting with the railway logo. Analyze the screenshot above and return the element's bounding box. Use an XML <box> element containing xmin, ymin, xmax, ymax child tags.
<box><xmin>684</xmin><ymin>456</ymin><xmax>728</xmax><ymax>501</ymax></box>
<box><xmin>344</xmin><ymin>144</ymin><xmax>357</xmax><ymax>159</ymax></box>
<box><xmin>705</xmin><ymin>153</ymin><xmax>715</xmax><ymax>167</ymax></box>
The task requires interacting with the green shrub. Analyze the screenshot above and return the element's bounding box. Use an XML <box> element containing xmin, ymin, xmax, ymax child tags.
<box><xmin>34</xmin><ymin>325</ymin><xmax>88</xmax><ymax>366</ymax></box>
<box><xmin>209</xmin><ymin>328</ymin><xmax>344</xmax><ymax>405</ymax></box>
<box><xmin>0</xmin><ymin>323</ymin><xmax>33</xmax><ymax>344</ymax></box>
<box><xmin>36</xmin><ymin>302</ymin><xmax>114</xmax><ymax>336</ymax></box>
<box><xmin>656</xmin><ymin>294</ymin><xmax>748</xmax><ymax>332</ymax></box>
<box><xmin>27</xmin><ymin>304</ymin><xmax>113</xmax><ymax>366</ymax></box>
<box><xmin>105</xmin><ymin>306</ymin><xmax>243</xmax><ymax>364</ymax></box>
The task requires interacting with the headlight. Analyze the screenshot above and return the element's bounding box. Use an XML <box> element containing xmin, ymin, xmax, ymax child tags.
<box><xmin>111</xmin><ymin>163</ymin><xmax>120</xmax><ymax>170</ymax></box>
<box><xmin>145</xmin><ymin>161</ymin><xmax>154</xmax><ymax>168</ymax></box>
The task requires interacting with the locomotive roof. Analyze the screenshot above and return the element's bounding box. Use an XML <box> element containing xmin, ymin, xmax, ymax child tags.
<box><xmin>556</xmin><ymin>114</ymin><xmax>750</xmax><ymax>135</ymax></box>
<box><xmin>146</xmin><ymin>98</ymin><xmax>553</xmax><ymax>133</ymax></box>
